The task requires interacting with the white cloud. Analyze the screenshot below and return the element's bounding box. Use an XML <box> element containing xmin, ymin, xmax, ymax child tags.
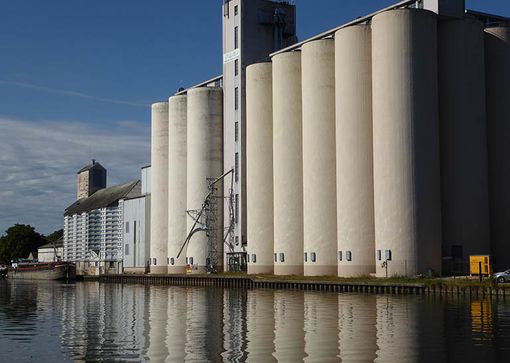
<box><xmin>0</xmin><ymin>116</ymin><xmax>150</xmax><ymax>235</ymax></box>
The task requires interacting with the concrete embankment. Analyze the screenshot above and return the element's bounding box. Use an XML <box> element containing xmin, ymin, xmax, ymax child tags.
<box><xmin>88</xmin><ymin>274</ymin><xmax>510</xmax><ymax>297</ymax></box>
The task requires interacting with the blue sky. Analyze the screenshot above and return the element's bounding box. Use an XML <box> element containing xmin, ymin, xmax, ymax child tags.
<box><xmin>0</xmin><ymin>0</ymin><xmax>509</xmax><ymax>235</ymax></box>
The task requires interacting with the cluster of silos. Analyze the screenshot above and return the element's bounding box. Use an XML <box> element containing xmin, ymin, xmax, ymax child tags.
<box><xmin>150</xmin><ymin>87</ymin><xmax>223</xmax><ymax>274</ymax></box>
<box><xmin>246</xmin><ymin>6</ymin><xmax>510</xmax><ymax>277</ymax></box>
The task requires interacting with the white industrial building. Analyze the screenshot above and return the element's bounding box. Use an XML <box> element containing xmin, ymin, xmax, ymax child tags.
<box><xmin>149</xmin><ymin>0</ymin><xmax>510</xmax><ymax>277</ymax></box>
<box><xmin>63</xmin><ymin>161</ymin><xmax>147</xmax><ymax>275</ymax></box>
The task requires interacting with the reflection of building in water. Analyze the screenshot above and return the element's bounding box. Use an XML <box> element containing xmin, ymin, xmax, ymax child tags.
<box><xmin>246</xmin><ymin>289</ymin><xmax>275</xmax><ymax>362</ymax></box>
<box><xmin>274</xmin><ymin>290</ymin><xmax>306</xmax><ymax>362</ymax></box>
<box><xmin>303</xmin><ymin>292</ymin><xmax>339</xmax><ymax>362</ymax></box>
<box><xmin>61</xmin><ymin>283</ymin><xmax>150</xmax><ymax>362</ymax></box>
<box><xmin>375</xmin><ymin>295</ymin><xmax>418</xmax><ymax>363</ymax></box>
<box><xmin>185</xmin><ymin>288</ymin><xmax>223</xmax><ymax>361</ymax></box>
<box><xmin>222</xmin><ymin>289</ymin><xmax>248</xmax><ymax>361</ymax></box>
<box><xmin>338</xmin><ymin>294</ymin><xmax>377</xmax><ymax>362</ymax></box>
<box><xmin>147</xmin><ymin>287</ymin><xmax>169</xmax><ymax>361</ymax></box>
<box><xmin>165</xmin><ymin>287</ymin><xmax>187</xmax><ymax>361</ymax></box>
<box><xmin>471</xmin><ymin>299</ymin><xmax>493</xmax><ymax>336</ymax></box>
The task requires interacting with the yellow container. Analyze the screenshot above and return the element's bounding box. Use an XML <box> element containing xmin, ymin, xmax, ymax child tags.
<box><xmin>469</xmin><ymin>255</ymin><xmax>492</xmax><ymax>276</ymax></box>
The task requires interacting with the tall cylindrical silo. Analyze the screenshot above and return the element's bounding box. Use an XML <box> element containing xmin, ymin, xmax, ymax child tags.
<box><xmin>167</xmin><ymin>95</ymin><xmax>188</xmax><ymax>274</ymax></box>
<box><xmin>302</xmin><ymin>39</ymin><xmax>337</xmax><ymax>276</ymax></box>
<box><xmin>272</xmin><ymin>51</ymin><xmax>304</xmax><ymax>276</ymax></box>
<box><xmin>485</xmin><ymin>27</ymin><xmax>510</xmax><ymax>271</ymax></box>
<box><xmin>150</xmin><ymin>102</ymin><xmax>169</xmax><ymax>274</ymax></box>
<box><xmin>335</xmin><ymin>24</ymin><xmax>375</xmax><ymax>277</ymax></box>
<box><xmin>372</xmin><ymin>9</ymin><xmax>442</xmax><ymax>277</ymax></box>
<box><xmin>186</xmin><ymin>87</ymin><xmax>223</xmax><ymax>273</ymax></box>
<box><xmin>246</xmin><ymin>62</ymin><xmax>274</xmax><ymax>275</ymax></box>
<box><xmin>438</xmin><ymin>18</ymin><xmax>491</xmax><ymax>275</ymax></box>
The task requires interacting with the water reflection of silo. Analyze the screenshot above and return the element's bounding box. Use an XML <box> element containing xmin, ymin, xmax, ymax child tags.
<box><xmin>274</xmin><ymin>290</ymin><xmax>306</xmax><ymax>362</ymax></box>
<box><xmin>338</xmin><ymin>293</ymin><xmax>377</xmax><ymax>362</ymax></box>
<box><xmin>303</xmin><ymin>292</ymin><xmax>339</xmax><ymax>362</ymax></box>
<box><xmin>246</xmin><ymin>289</ymin><xmax>276</xmax><ymax>362</ymax></box>
<box><xmin>147</xmin><ymin>286</ymin><xmax>169</xmax><ymax>362</ymax></box>
<box><xmin>222</xmin><ymin>289</ymin><xmax>248</xmax><ymax>362</ymax></box>
<box><xmin>165</xmin><ymin>287</ymin><xmax>187</xmax><ymax>361</ymax></box>
<box><xmin>375</xmin><ymin>295</ymin><xmax>418</xmax><ymax>363</ymax></box>
<box><xmin>185</xmin><ymin>287</ymin><xmax>223</xmax><ymax>362</ymax></box>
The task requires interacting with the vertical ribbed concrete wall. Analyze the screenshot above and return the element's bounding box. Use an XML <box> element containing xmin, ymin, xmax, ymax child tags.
<box><xmin>246</xmin><ymin>63</ymin><xmax>274</xmax><ymax>275</ymax></box>
<box><xmin>372</xmin><ymin>9</ymin><xmax>442</xmax><ymax>277</ymax></box>
<box><xmin>302</xmin><ymin>39</ymin><xmax>337</xmax><ymax>276</ymax></box>
<box><xmin>186</xmin><ymin>87</ymin><xmax>223</xmax><ymax>273</ymax></box>
<box><xmin>150</xmin><ymin>102</ymin><xmax>169</xmax><ymax>274</ymax></box>
<box><xmin>167</xmin><ymin>95</ymin><xmax>187</xmax><ymax>274</ymax></box>
<box><xmin>485</xmin><ymin>27</ymin><xmax>510</xmax><ymax>270</ymax></box>
<box><xmin>272</xmin><ymin>51</ymin><xmax>304</xmax><ymax>276</ymax></box>
<box><xmin>438</xmin><ymin>18</ymin><xmax>491</xmax><ymax>274</ymax></box>
<box><xmin>335</xmin><ymin>25</ymin><xmax>375</xmax><ymax>277</ymax></box>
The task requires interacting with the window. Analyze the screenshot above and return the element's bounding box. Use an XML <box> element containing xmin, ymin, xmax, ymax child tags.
<box><xmin>234</xmin><ymin>26</ymin><xmax>239</xmax><ymax>49</ymax></box>
<box><xmin>274</xmin><ymin>253</ymin><xmax>277</xmax><ymax>262</ymax></box>
<box><xmin>125</xmin><ymin>221</ymin><xmax>129</xmax><ymax>233</ymax></box>
<box><xmin>247</xmin><ymin>254</ymin><xmax>250</xmax><ymax>263</ymax></box>
<box><xmin>234</xmin><ymin>5</ymin><xmax>238</xmax><ymax>15</ymax></box>
<box><xmin>235</xmin><ymin>153</ymin><xmax>239</xmax><ymax>181</ymax></box>
<box><xmin>311</xmin><ymin>252</ymin><xmax>316</xmax><ymax>263</ymax></box>
<box><xmin>279</xmin><ymin>253</ymin><xmax>285</xmax><ymax>262</ymax></box>
<box><xmin>235</xmin><ymin>194</ymin><xmax>239</xmax><ymax>224</ymax></box>
<box><xmin>346</xmin><ymin>251</ymin><xmax>352</xmax><ymax>262</ymax></box>
<box><xmin>125</xmin><ymin>244</ymin><xmax>129</xmax><ymax>256</ymax></box>
<box><xmin>153</xmin><ymin>258</ymin><xmax>156</xmax><ymax>265</ymax></box>
<box><xmin>235</xmin><ymin>235</ymin><xmax>239</xmax><ymax>245</ymax></box>
<box><xmin>170</xmin><ymin>257</ymin><xmax>175</xmax><ymax>265</ymax></box>
<box><xmin>235</xmin><ymin>122</ymin><xmax>239</xmax><ymax>141</ymax></box>
<box><xmin>234</xmin><ymin>87</ymin><xmax>239</xmax><ymax>110</ymax></box>
<box><xmin>377</xmin><ymin>250</ymin><xmax>382</xmax><ymax>261</ymax></box>
<box><xmin>338</xmin><ymin>251</ymin><xmax>342</xmax><ymax>261</ymax></box>
<box><xmin>109</xmin><ymin>261</ymin><xmax>115</xmax><ymax>268</ymax></box>
<box><xmin>167</xmin><ymin>257</ymin><xmax>169</xmax><ymax>265</ymax></box>
<box><xmin>234</xmin><ymin>59</ymin><xmax>239</xmax><ymax>76</ymax></box>
<box><xmin>189</xmin><ymin>257</ymin><xmax>194</xmax><ymax>265</ymax></box>
<box><xmin>186</xmin><ymin>257</ymin><xmax>188</xmax><ymax>264</ymax></box>
<box><xmin>304</xmin><ymin>252</ymin><xmax>308</xmax><ymax>262</ymax></box>
<box><xmin>385</xmin><ymin>250</ymin><xmax>392</xmax><ymax>261</ymax></box>
<box><xmin>252</xmin><ymin>254</ymin><xmax>257</xmax><ymax>263</ymax></box>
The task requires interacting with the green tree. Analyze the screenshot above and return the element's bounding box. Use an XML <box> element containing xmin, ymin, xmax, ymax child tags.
<box><xmin>0</xmin><ymin>224</ymin><xmax>46</xmax><ymax>263</ymax></box>
<box><xmin>45</xmin><ymin>229</ymin><xmax>63</xmax><ymax>243</ymax></box>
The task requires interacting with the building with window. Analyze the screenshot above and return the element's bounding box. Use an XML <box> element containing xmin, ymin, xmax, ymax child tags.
<box><xmin>63</xmin><ymin>161</ymin><xmax>141</xmax><ymax>275</ymax></box>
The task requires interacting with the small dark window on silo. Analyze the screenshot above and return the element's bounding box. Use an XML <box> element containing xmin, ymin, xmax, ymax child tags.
<box><xmin>304</xmin><ymin>252</ymin><xmax>308</xmax><ymax>262</ymax></box>
<box><xmin>385</xmin><ymin>250</ymin><xmax>392</xmax><ymax>261</ymax></box>
<box><xmin>170</xmin><ymin>258</ymin><xmax>175</xmax><ymax>265</ymax></box>
<box><xmin>235</xmin><ymin>87</ymin><xmax>239</xmax><ymax>110</ymax></box>
<box><xmin>311</xmin><ymin>252</ymin><xmax>316</xmax><ymax>262</ymax></box>
<box><xmin>234</xmin><ymin>5</ymin><xmax>238</xmax><ymax>15</ymax></box>
<box><xmin>280</xmin><ymin>253</ymin><xmax>285</xmax><ymax>262</ymax></box>
<box><xmin>377</xmin><ymin>250</ymin><xmax>382</xmax><ymax>261</ymax></box>
<box><xmin>189</xmin><ymin>257</ymin><xmax>194</xmax><ymax>265</ymax></box>
<box><xmin>235</xmin><ymin>59</ymin><xmax>239</xmax><ymax>76</ymax></box>
<box><xmin>153</xmin><ymin>258</ymin><xmax>156</xmax><ymax>265</ymax></box>
<box><xmin>252</xmin><ymin>254</ymin><xmax>257</xmax><ymax>263</ymax></box>
<box><xmin>346</xmin><ymin>251</ymin><xmax>352</xmax><ymax>261</ymax></box>
<box><xmin>274</xmin><ymin>253</ymin><xmax>277</xmax><ymax>262</ymax></box>
<box><xmin>234</xmin><ymin>26</ymin><xmax>239</xmax><ymax>49</ymax></box>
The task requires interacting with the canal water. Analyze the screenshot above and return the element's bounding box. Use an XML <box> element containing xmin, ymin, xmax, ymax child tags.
<box><xmin>0</xmin><ymin>280</ymin><xmax>509</xmax><ymax>362</ymax></box>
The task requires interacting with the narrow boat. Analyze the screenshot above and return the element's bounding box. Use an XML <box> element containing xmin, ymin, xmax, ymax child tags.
<box><xmin>7</xmin><ymin>261</ymin><xmax>76</xmax><ymax>281</ymax></box>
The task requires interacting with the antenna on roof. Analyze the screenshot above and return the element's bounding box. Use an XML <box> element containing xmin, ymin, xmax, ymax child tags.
<box><xmin>92</xmin><ymin>159</ymin><xmax>96</xmax><ymax>165</ymax></box>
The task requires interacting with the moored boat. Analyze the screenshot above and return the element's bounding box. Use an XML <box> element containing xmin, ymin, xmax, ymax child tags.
<box><xmin>7</xmin><ymin>261</ymin><xmax>76</xmax><ymax>281</ymax></box>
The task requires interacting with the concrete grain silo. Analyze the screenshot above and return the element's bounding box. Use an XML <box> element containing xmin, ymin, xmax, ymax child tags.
<box><xmin>150</xmin><ymin>102</ymin><xmax>169</xmax><ymax>274</ymax></box>
<box><xmin>335</xmin><ymin>24</ymin><xmax>375</xmax><ymax>277</ymax></box>
<box><xmin>167</xmin><ymin>95</ymin><xmax>188</xmax><ymax>274</ymax></box>
<box><xmin>301</xmin><ymin>39</ymin><xmax>337</xmax><ymax>276</ymax></box>
<box><xmin>485</xmin><ymin>26</ymin><xmax>510</xmax><ymax>270</ymax></box>
<box><xmin>246</xmin><ymin>62</ymin><xmax>274</xmax><ymax>275</ymax></box>
<box><xmin>272</xmin><ymin>51</ymin><xmax>304</xmax><ymax>276</ymax></box>
<box><xmin>372</xmin><ymin>9</ymin><xmax>442</xmax><ymax>277</ymax></box>
<box><xmin>438</xmin><ymin>17</ymin><xmax>491</xmax><ymax>274</ymax></box>
<box><xmin>186</xmin><ymin>87</ymin><xmax>223</xmax><ymax>273</ymax></box>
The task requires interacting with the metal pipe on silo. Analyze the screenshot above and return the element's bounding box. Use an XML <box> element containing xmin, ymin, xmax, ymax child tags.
<box><xmin>372</xmin><ymin>9</ymin><xmax>442</xmax><ymax>277</ymax></box>
<box><xmin>335</xmin><ymin>24</ymin><xmax>375</xmax><ymax>277</ymax></box>
<box><xmin>150</xmin><ymin>101</ymin><xmax>169</xmax><ymax>274</ymax></box>
<box><xmin>302</xmin><ymin>39</ymin><xmax>337</xmax><ymax>276</ymax></box>
<box><xmin>167</xmin><ymin>95</ymin><xmax>187</xmax><ymax>274</ymax></box>
<box><xmin>186</xmin><ymin>87</ymin><xmax>223</xmax><ymax>274</ymax></box>
<box><xmin>246</xmin><ymin>62</ymin><xmax>274</xmax><ymax>275</ymax></box>
<box><xmin>438</xmin><ymin>18</ymin><xmax>491</xmax><ymax>275</ymax></box>
<box><xmin>485</xmin><ymin>27</ymin><xmax>510</xmax><ymax>271</ymax></box>
<box><xmin>272</xmin><ymin>51</ymin><xmax>303</xmax><ymax>276</ymax></box>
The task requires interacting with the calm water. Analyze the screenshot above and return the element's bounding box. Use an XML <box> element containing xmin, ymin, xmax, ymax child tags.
<box><xmin>1</xmin><ymin>281</ymin><xmax>510</xmax><ymax>362</ymax></box>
